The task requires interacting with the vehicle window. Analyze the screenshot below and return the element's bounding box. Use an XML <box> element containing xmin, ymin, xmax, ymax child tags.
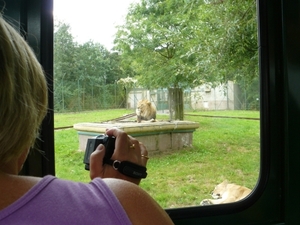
<box><xmin>53</xmin><ymin>0</ymin><xmax>259</xmax><ymax>208</ymax></box>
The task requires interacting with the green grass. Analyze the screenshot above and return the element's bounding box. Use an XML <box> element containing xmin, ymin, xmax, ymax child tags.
<box><xmin>54</xmin><ymin>110</ymin><xmax>260</xmax><ymax>208</ymax></box>
<box><xmin>185</xmin><ymin>109</ymin><xmax>260</xmax><ymax>118</ymax></box>
<box><xmin>54</xmin><ymin>129</ymin><xmax>88</xmax><ymax>181</ymax></box>
<box><xmin>54</xmin><ymin>109</ymin><xmax>134</xmax><ymax>128</ymax></box>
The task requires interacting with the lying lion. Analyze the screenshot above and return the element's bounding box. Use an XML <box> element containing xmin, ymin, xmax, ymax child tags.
<box><xmin>136</xmin><ymin>99</ymin><xmax>156</xmax><ymax>123</ymax></box>
<box><xmin>200</xmin><ymin>180</ymin><xmax>252</xmax><ymax>205</ymax></box>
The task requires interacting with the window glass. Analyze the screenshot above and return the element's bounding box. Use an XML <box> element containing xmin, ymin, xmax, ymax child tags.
<box><xmin>53</xmin><ymin>0</ymin><xmax>259</xmax><ymax>208</ymax></box>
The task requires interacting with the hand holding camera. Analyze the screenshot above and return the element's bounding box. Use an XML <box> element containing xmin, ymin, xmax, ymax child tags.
<box><xmin>83</xmin><ymin>135</ymin><xmax>116</xmax><ymax>170</ymax></box>
<box><xmin>84</xmin><ymin>128</ymin><xmax>149</xmax><ymax>184</ymax></box>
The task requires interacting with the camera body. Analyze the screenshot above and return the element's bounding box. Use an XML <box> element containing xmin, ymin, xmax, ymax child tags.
<box><xmin>83</xmin><ymin>134</ymin><xmax>116</xmax><ymax>170</ymax></box>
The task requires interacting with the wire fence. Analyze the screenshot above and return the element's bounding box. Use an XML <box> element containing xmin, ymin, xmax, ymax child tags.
<box><xmin>54</xmin><ymin>82</ymin><xmax>259</xmax><ymax>112</ymax></box>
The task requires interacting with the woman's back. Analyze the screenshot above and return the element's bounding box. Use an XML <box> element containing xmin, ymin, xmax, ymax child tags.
<box><xmin>0</xmin><ymin>176</ymin><xmax>131</xmax><ymax>224</ymax></box>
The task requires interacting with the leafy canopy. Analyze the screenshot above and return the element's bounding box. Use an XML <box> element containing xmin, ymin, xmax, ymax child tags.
<box><xmin>114</xmin><ymin>0</ymin><xmax>258</xmax><ymax>89</ymax></box>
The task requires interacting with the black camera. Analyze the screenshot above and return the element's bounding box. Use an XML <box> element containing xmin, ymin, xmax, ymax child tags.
<box><xmin>83</xmin><ymin>134</ymin><xmax>116</xmax><ymax>170</ymax></box>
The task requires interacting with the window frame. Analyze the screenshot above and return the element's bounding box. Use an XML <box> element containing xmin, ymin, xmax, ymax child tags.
<box><xmin>5</xmin><ymin>0</ymin><xmax>300</xmax><ymax>224</ymax></box>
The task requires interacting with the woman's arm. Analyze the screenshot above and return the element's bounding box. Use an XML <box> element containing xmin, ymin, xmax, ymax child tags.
<box><xmin>104</xmin><ymin>178</ymin><xmax>174</xmax><ymax>225</ymax></box>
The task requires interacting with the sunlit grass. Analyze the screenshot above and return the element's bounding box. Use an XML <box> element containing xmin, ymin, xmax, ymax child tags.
<box><xmin>54</xmin><ymin>110</ymin><xmax>260</xmax><ymax>208</ymax></box>
<box><xmin>185</xmin><ymin>109</ymin><xmax>260</xmax><ymax>118</ymax></box>
<box><xmin>54</xmin><ymin>109</ymin><xmax>134</xmax><ymax>128</ymax></box>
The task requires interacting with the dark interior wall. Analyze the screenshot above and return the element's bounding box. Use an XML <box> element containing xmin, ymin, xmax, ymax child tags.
<box><xmin>2</xmin><ymin>0</ymin><xmax>55</xmax><ymax>176</ymax></box>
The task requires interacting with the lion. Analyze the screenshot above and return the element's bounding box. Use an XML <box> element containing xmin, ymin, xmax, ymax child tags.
<box><xmin>136</xmin><ymin>99</ymin><xmax>156</xmax><ymax>123</ymax></box>
<box><xmin>200</xmin><ymin>180</ymin><xmax>252</xmax><ymax>205</ymax></box>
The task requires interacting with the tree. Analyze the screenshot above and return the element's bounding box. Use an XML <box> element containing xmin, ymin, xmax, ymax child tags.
<box><xmin>186</xmin><ymin>0</ymin><xmax>259</xmax><ymax>109</ymax></box>
<box><xmin>182</xmin><ymin>0</ymin><xmax>258</xmax><ymax>85</ymax></box>
<box><xmin>54</xmin><ymin>22</ymin><xmax>127</xmax><ymax>111</ymax></box>
<box><xmin>54</xmin><ymin>21</ymin><xmax>77</xmax><ymax>111</ymax></box>
<box><xmin>114</xmin><ymin>0</ymin><xmax>205</xmax><ymax>120</ymax></box>
<box><xmin>114</xmin><ymin>0</ymin><xmax>258</xmax><ymax>117</ymax></box>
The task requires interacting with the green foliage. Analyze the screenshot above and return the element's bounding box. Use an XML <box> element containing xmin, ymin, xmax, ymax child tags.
<box><xmin>55</xmin><ymin>110</ymin><xmax>259</xmax><ymax>208</ymax></box>
<box><xmin>115</xmin><ymin>0</ymin><xmax>200</xmax><ymax>89</ymax></box>
<box><xmin>113</xmin><ymin>0</ymin><xmax>258</xmax><ymax>120</ymax></box>
<box><xmin>185</xmin><ymin>0</ymin><xmax>258</xmax><ymax>85</ymax></box>
<box><xmin>114</xmin><ymin>0</ymin><xmax>258</xmax><ymax>90</ymax></box>
<box><xmin>54</xmin><ymin>22</ymin><xmax>77</xmax><ymax>111</ymax></box>
<box><xmin>54</xmin><ymin>21</ymin><xmax>128</xmax><ymax>112</ymax></box>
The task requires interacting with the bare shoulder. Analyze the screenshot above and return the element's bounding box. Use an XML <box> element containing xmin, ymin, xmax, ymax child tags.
<box><xmin>0</xmin><ymin>174</ymin><xmax>42</xmax><ymax>210</ymax></box>
<box><xmin>103</xmin><ymin>178</ymin><xmax>174</xmax><ymax>225</ymax></box>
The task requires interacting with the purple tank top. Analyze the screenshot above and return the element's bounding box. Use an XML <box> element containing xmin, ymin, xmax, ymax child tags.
<box><xmin>0</xmin><ymin>175</ymin><xmax>132</xmax><ymax>224</ymax></box>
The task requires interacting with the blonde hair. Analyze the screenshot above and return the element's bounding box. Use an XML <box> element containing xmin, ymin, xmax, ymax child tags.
<box><xmin>0</xmin><ymin>15</ymin><xmax>48</xmax><ymax>164</ymax></box>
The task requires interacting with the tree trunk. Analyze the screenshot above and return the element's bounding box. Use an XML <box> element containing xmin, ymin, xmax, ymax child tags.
<box><xmin>168</xmin><ymin>87</ymin><xmax>184</xmax><ymax>120</ymax></box>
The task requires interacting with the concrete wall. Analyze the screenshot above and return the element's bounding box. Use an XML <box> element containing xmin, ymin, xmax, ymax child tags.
<box><xmin>127</xmin><ymin>81</ymin><xmax>241</xmax><ymax>111</ymax></box>
<box><xmin>74</xmin><ymin>121</ymin><xmax>200</xmax><ymax>155</ymax></box>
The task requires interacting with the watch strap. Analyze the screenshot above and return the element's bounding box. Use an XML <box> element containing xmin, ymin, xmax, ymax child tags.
<box><xmin>104</xmin><ymin>159</ymin><xmax>147</xmax><ymax>179</ymax></box>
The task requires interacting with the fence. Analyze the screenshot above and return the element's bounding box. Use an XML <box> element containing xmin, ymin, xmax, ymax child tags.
<box><xmin>54</xmin><ymin>81</ymin><xmax>259</xmax><ymax>112</ymax></box>
<box><xmin>127</xmin><ymin>81</ymin><xmax>259</xmax><ymax>112</ymax></box>
<box><xmin>54</xmin><ymin>83</ymin><xmax>126</xmax><ymax>112</ymax></box>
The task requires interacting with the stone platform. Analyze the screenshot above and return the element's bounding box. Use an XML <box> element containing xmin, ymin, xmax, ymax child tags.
<box><xmin>73</xmin><ymin>120</ymin><xmax>199</xmax><ymax>155</ymax></box>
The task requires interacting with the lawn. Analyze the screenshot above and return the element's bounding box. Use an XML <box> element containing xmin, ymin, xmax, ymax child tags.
<box><xmin>54</xmin><ymin>109</ymin><xmax>260</xmax><ymax>208</ymax></box>
<box><xmin>54</xmin><ymin>109</ymin><xmax>134</xmax><ymax>128</ymax></box>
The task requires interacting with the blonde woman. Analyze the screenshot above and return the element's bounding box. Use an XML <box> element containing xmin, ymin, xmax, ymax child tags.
<box><xmin>0</xmin><ymin>15</ymin><xmax>173</xmax><ymax>225</ymax></box>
